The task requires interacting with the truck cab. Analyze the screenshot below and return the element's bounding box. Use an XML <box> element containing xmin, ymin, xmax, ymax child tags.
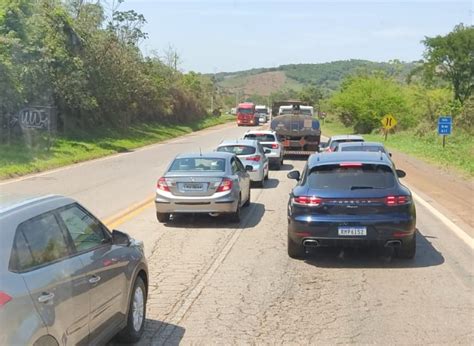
<box><xmin>237</xmin><ymin>103</ymin><xmax>258</xmax><ymax>126</ymax></box>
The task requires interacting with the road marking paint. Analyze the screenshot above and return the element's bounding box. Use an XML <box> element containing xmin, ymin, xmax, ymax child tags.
<box><xmin>104</xmin><ymin>194</ymin><xmax>155</xmax><ymax>229</ymax></box>
<box><xmin>411</xmin><ymin>190</ymin><xmax>474</xmax><ymax>250</ymax></box>
<box><xmin>155</xmin><ymin>193</ymin><xmax>262</xmax><ymax>343</ymax></box>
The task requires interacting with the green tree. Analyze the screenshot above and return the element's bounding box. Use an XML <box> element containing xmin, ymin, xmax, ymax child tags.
<box><xmin>298</xmin><ymin>85</ymin><xmax>323</xmax><ymax>108</ymax></box>
<box><xmin>330</xmin><ymin>74</ymin><xmax>409</xmax><ymax>133</ymax></box>
<box><xmin>423</xmin><ymin>24</ymin><xmax>474</xmax><ymax>104</ymax></box>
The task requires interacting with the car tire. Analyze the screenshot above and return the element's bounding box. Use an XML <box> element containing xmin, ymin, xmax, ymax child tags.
<box><xmin>396</xmin><ymin>233</ymin><xmax>416</xmax><ymax>259</ymax></box>
<box><xmin>230</xmin><ymin>196</ymin><xmax>241</xmax><ymax>222</ymax></box>
<box><xmin>256</xmin><ymin>179</ymin><xmax>264</xmax><ymax>188</ymax></box>
<box><xmin>264</xmin><ymin>170</ymin><xmax>269</xmax><ymax>180</ymax></box>
<box><xmin>288</xmin><ymin>234</ymin><xmax>305</xmax><ymax>259</ymax></box>
<box><xmin>275</xmin><ymin>160</ymin><xmax>281</xmax><ymax>170</ymax></box>
<box><xmin>117</xmin><ymin>277</ymin><xmax>147</xmax><ymax>343</ymax></box>
<box><xmin>243</xmin><ymin>188</ymin><xmax>251</xmax><ymax>207</ymax></box>
<box><xmin>156</xmin><ymin>212</ymin><xmax>170</xmax><ymax>223</ymax></box>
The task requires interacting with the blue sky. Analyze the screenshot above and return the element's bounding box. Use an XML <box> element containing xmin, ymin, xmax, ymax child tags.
<box><xmin>122</xmin><ymin>1</ymin><xmax>473</xmax><ymax>73</ymax></box>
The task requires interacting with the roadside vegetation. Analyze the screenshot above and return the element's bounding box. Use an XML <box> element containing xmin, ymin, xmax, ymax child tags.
<box><xmin>0</xmin><ymin>115</ymin><xmax>234</xmax><ymax>179</ymax></box>
<box><xmin>322</xmin><ymin>115</ymin><xmax>473</xmax><ymax>177</ymax></box>
<box><xmin>320</xmin><ymin>24</ymin><xmax>473</xmax><ymax>176</ymax></box>
<box><xmin>0</xmin><ymin>1</ymin><xmax>223</xmax><ymax>132</ymax></box>
<box><xmin>0</xmin><ymin>0</ymin><xmax>229</xmax><ymax>179</ymax></box>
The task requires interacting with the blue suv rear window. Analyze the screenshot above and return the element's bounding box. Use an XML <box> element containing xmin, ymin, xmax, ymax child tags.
<box><xmin>307</xmin><ymin>164</ymin><xmax>395</xmax><ymax>190</ymax></box>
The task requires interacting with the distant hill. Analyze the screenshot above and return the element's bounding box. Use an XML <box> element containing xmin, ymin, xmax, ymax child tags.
<box><xmin>214</xmin><ymin>60</ymin><xmax>417</xmax><ymax>96</ymax></box>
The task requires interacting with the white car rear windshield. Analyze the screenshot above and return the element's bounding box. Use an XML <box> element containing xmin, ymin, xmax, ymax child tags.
<box><xmin>307</xmin><ymin>164</ymin><xmax>395</xmax><ymax>190</ymax></box>
<box><xmin>169</xmin><ymin>158</ymin><xmax>226</xmax><ymax>172</ymax></box>
<box><xmin>244</xmin><ymin>133</ymin><xmax>276</xmax><ymax>142</ymax></box>
<box><xmin>217</xmin><ymin>145</ymin><xmax>256</xmax><ymax>155</ymax></box>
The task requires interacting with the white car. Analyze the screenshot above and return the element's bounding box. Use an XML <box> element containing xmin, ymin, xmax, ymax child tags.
<box><xmin>255</xmin><ymin>105</ymin><xmax>269</xmax><ymax>123</ymax></box>
<box><xmin>242</xmin><ymin>130</ymin><xmax>284</xmax><ymax>170</ymax></box>
<box><xmin>216</xmin><ymin>139</ymin><xmax>270</xmax><ymax>187</ymax></box>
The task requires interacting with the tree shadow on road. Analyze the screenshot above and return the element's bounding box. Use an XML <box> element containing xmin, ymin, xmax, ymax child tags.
<box><xmin>303</xmin><ymin>230</ymin><xmax>445</xmax><ymax>269</ymax></box>
<box><xmin>164</xmin><ymin>202</ymin><xmax>266</xmax><ymax>230</ymax></box>
<box><xmin>110</xmin><ymin>320</ymin><xmax>185</xmax><ymax>346</ymax></box>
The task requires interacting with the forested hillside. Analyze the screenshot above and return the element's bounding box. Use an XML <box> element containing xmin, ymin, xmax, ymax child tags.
<box><xmin>0</xmin><ymin>0</ymin><xmax>217</xmax><ymax>136</ymax></box>
<box><xmin>215</xmin><ymin>60</ymin><xmax>416</xmax><ymax>95</ymax></box>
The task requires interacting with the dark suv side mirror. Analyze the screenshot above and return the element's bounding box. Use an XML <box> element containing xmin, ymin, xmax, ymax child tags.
<box><xmin>287</xmin><ymin>170</ymin><xmax>300</xmax><ymax>181</ymax></box>
<box><xmin>112</xmin><ymin>230</ymin><xmax>131</xmax><ymax>246</ymax></box>
<box><xmin>396</xmin><ymin>169</ymin><xmax>406</xmax><ymax>178</ymax></box>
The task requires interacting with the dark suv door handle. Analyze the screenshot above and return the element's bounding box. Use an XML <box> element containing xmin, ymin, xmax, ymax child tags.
<box><xmin>38</xmin><ymin>292</ymin><xmax>55</xmax><ymax>303</ymax></box>
<box><xmin>89</xmin><ymin>275</ymin><xmax>101</xmax><ymax>284</ymax></box>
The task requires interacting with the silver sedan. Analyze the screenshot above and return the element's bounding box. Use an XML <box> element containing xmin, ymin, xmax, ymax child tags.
<box><xmin>155</xmin><ymin>152</ymin><xmax>252</xmax><ymax>223</ymax></box>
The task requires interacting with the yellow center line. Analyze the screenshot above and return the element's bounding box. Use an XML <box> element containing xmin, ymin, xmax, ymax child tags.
<box><xmin>104</xmin><ymin>194</ymin><xmax>155</xmax><ymax>229</ymax></box>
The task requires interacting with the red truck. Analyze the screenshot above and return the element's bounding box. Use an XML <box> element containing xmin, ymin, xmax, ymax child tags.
<box><xmin>236</xmin><ymin>103</ymin><xmax>259</xmax><ymax>126</ymax></box>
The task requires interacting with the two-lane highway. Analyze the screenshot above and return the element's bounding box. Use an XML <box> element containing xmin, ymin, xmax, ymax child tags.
<box><xmin>2</xmin><ymin>123</ymin><xmax>472</xmax><ymax>345</ymax></box>
<box><xmin>0</xmin><ymin>123</ymin><xmax>248</xmax><ymax>219</ymax></box>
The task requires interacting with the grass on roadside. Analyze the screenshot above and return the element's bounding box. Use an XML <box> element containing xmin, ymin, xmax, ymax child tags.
<box><xmin>0</xmin><ymin>115</ymin><xmax>235</xmax><ymax>179</ymax></box>
<box><xmin>321</xmin><ymin>117</ymin><xmax>474</xmax><ymax>177</ymax></box>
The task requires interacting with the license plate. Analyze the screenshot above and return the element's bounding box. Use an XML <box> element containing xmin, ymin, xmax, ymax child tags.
<box><xmin>183</xmin><ymin>183</ymin><xmax>204</xmax><ymax>190</ymax></box>
<box><xmin>338</xmin><ymin>226</ymin><xmax>367</xmax><ymax>236</ymax></box>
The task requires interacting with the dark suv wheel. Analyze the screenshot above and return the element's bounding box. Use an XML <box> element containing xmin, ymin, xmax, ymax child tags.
<box><xmin>396</xmin><ymin>232</ymin><xmax>416</xmax><ymax>259</ymax></box>
<box><xmin>288</xmin><ymin>234</ymin><xmax>306</xmax><ymax>259</ymax></box>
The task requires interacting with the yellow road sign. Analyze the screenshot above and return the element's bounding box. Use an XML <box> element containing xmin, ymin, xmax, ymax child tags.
<box><xmin>381</xmin><ymin>114</ymin><xmax>397</xmax><ymax>130</ymax></box>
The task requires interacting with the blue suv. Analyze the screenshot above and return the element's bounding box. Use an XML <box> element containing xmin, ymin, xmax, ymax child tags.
<box><xmin>287</xmin><ymin>152</ymin><xmax>416</xmax><ymax>259</ymax></box>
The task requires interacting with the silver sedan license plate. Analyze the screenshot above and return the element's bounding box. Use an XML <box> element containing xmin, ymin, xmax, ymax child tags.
<box><xmin>338</xmin><ymin>226</ymin><xmax>367</xmax><ymax>236</ymax></box>
<box><xmin>183</xmin><ymin>183</ymin><xmax>204</xmax><ymax>190</ymax></box>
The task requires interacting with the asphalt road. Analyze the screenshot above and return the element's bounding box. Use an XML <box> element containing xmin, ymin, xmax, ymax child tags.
<box><xmin>2</xmin><ymin>123</ymin><xmax>473</xmax><ymax>344</ymax></box>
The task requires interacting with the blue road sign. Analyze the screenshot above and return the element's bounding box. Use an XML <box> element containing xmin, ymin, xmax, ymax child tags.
<box><xmin>438</xmin><ymin>116</ymin><xmax>452</xmax><ymax>135</ymax></box>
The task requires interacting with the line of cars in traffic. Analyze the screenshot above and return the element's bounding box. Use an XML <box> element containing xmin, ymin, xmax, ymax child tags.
<box><xmin>155</xmin><ymin>129</ymin><xmax>284</xmax><ymax>223</ymax></box>
<box><xmin>0</xmin><ymin>129</ymin><xmax>417</xmax><ymax>345</ymax></box>
<box><xmin>154</xmin><ymin>130</ymin><xmax>416</xmax><ymax>264</ymax></box>
<box><xmin>0</xmin><ymin>129</ymin><xmax>284</xmax><ymax>345</ymax></box>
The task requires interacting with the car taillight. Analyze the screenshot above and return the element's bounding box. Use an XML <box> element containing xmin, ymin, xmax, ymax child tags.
<box><xmin>0</xmin><ymin>292</ymin><xmax>12</xmax><ymax>308</ymax></box>
<box><xmin>293</xmin><ymin>196</ymin><xmax>322</xmax><ymax>206</ymax></box>
<box><xmin>247</xmin><ymin>155</ymin><xmax>261</xmax><ymax>162</ymax></box>
<box><xmin>271</xmin><ymin>143</ymin><xmax>279</xmax><ymax>149</ymax></box>
<box><xmin>157</xmin><ymin>177</ymin><xmax>170</xmax><ymax>192</ymax></box>
<box><xmin>385</xmin><ymin>195</ymin><xmax>411</xmax><ymax>206</ymax></box>
<box><xmin>216</xmin><ymin>178</ymin><xmax>233</xmax><ymax>192</ymax></box>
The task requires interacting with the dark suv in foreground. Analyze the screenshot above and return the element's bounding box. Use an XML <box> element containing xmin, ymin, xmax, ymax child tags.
<box><xmin>0</xmin><ymin>195</ymin><xmax>148</xmax><ymax>345</ymax></box>
<box><xmin>287</xmin><ymin>152</ymin><xmax>416</xmax><ymax>259</ymax></box>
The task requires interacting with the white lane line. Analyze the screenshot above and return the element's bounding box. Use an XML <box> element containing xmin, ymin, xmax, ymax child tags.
<box><xmin>155</xmin><ymin>196</ymin><xmax>262</xmax><ymax>343</ymax></box>
<box><xmin>411</xmin><ymin>190</ymin><xmax>474</xmax><ymax>250</ymax></box>
<box><xmin>157</xmin><ymin>227</ymin><xmax>243</xmax><ymax>342</ymax></box>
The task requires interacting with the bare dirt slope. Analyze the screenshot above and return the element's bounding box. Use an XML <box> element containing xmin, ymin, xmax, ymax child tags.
<box><xmin>220</xmin><ymin>71</ymin><xmax>300</xmax><ymax>96</ymax></box>
<box><xmin>391</xmin><ymin>150</ymin><xmax>474</xmax><ymax>235</ymax></box>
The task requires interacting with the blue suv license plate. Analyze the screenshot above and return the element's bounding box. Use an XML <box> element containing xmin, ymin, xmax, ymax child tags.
<box><xmin>338</xmin><ymin>226</ymin><xmax>367</xmax><ymax>236</ymax></box>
